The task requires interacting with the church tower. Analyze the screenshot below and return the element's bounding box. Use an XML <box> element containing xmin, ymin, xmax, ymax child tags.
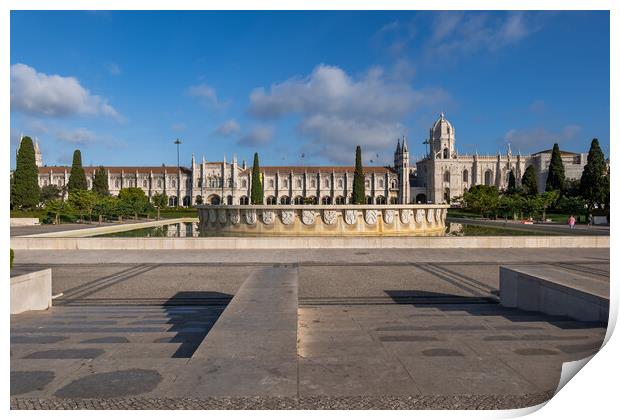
<box><xmin>429</xmin><ymin>112</ymin><xmax>456</xmax><ymax>160</ymax></box>
<box><xmin>394</xmin><ymin>137</ymin><xmax>410</xmax><ymax>204</ymax></box>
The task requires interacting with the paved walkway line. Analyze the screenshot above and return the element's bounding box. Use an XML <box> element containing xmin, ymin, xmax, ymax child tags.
<box><xmin>168</xmin><ymin>266</ymin><xmax>299</xmax><ymax>397</ymax></box>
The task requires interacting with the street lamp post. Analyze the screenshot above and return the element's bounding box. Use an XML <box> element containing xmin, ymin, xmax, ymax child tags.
<box><xmin>174</xmin><ymin>138</ymin><xmax>182</xmax><ymax>207</ymax></box>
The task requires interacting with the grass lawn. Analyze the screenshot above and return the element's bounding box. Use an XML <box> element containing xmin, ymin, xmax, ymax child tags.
<box><xmin>459</xmin><ymin>224</ymin><xmax>554</xmax><ymax>236</ymax></box>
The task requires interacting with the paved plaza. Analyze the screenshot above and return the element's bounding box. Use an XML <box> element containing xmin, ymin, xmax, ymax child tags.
<box><xmin>10</xmin><ymin>248</ymin><xmax>609</xmax><ymax>409</ymax></box>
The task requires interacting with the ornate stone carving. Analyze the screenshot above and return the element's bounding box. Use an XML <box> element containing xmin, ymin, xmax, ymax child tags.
<box><xmin>302</xmin><ymin>210</ymin><xmax>315</xmax><ymax>225</ymax></box>
<box><xmin>281</xmin><ymin>210</ymin><xmax>294</xmax><ymax>225</ymax></box>
<box><xmin>262</xmin><ymin>210</ymin><xmax>274</xmax><ymax>225</ymax></box>
<box><xmin>208</xmin><ymin>209</ymin><xmax>217</xmax><ymax>223</ymax></box>
<box><xmin>217</xmin><ymin>209</ymin><xmax>227</xmax><ymax>223</ymax></box>
<box><xmin>383</xmin><ymin>209</ymin><xmax>395</xmax><ymax>224</ymax></box>
<box><xmin>415</xmin><ymin>209</ymin><xmax>425</xmax><ymax>224</ymax></box>
<box><xmin>365</xmin><ymin>210</ymin><xmax>378</xmax><ymax>225</ymax></box>
<box><xmin>400</xmin><ymin>209</ymin><xmax>412</xmax><ymax>224</ymax></box>
<box><xmin>435</xmin><ymin>208</ymin><xmax>442</xmax><ymax>222</ymax></box>
<box><xmin>229</xmin><ymin>210</ymin><xmax>240</xmax><ymax>225</ymax></box>
<box><xmin>322</xmin><ymin>210</ymin><xmax>337</xmax><ymax>225</ymax></box>
<box><xmin>244</xmin><ymin>209</ymin><xmax>257</xmax><ymax>225</ymax></box>
<box><xmin>344</xmin><ymin>209</ymin><xmax>357</xmax><ymax>225</ymax></box>
<box><xmin>442</xmin><ymin>209</ymin><xmax>447</xmax><ymax>222</ymax></box>
<box><xmin>427</xmin><ymin>209</ymin><xmax>434</xmax><ymax>223</ymax></box>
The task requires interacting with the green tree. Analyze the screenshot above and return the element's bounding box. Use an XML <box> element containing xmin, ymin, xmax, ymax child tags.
<box><xmin>93</xmin><ymin>195</ymin><xmax>119</xmax><ymax>222</ymax></box>
<box><xmin>461</xmin><ymin>185</ymin><xmax>500</xmax><ymax>218</ymax></box>
<box><xmin>195</xmin><ymin>195</ymin><xmax>203</xmax><ymax>205</ymax></box>
<box><xmin>92</xmin><ymin>166</ymin><xmax>109</xmax><ymax>196</ymax></box>
<box><xmin>352</xmin><ymin>145</ymin><xmax>366</xmax><ymax>204</ymax></box>
<box><xmin>580</xmin><ymin>138</ymin><xmax>608</xmax><ymax>212</ymax></box>
<box><xmin>545</xmin><ymin>143</ymin><xmax>566</xmax><ymax>192</ymax></box>
<box><xmin>557</xmin><ymin>196</ymin><xmax>586</xmax><ymax>220</ymax></box>
<box><xmin>11</xmin><ymin>136</ymin><xmax>40</xmax><ymax>209</ymax></box>
<box><xmin>40</xmin><ymin>184</ymin><xmax>61</xmax><ymax>204</ymax></box>
<box><xmin>67</xmin><ymin>150</ymin><xmax>87</xmax><ymax>193</ymax></box>
<box><xmin>539</xmin><ymin>190</ymin><xmax>560</xmax><ymax>221</ymax></box>
<box><xmin>507</xmin><ymin>170</ymin><xmax>517</xmax><ymax>194</ymax></box>
<box><xmin>521</xmin><ymin>165</ymin><xmax>538</xmax><ymax>196</ymax></box>
<box><xmin>151</xmin><ymin>192</ymin><xmax>168</xmax><ymax>220</ymax></box>
<box><xmin>118</xmin><ymin>187</ymin><xmax>149</xmax><ymax>220</ymax></box>
<box><xmin>44</xmin><ymin>199</ymin><xmax>73</xmax><ymax>225</ymax></box>
<box><xmin>250</xmin><ymin>152</ymin><xmax>263</xmax><ymax>204</ymax></box>
<box><xmin>68</xmin><ymin>190</ymin><xmax>98</xmax><ymax>222</ymax></box>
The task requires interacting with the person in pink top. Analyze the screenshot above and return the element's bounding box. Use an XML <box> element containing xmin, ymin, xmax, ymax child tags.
<box><xmin>568</xmin><ymin>215</ymin><xmax>576</xmax><ymax>229</ymax></box>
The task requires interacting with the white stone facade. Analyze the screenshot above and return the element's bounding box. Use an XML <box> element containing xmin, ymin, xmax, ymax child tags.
<box><xmin>411</xmin><ymin>113</ymin><xmax>589</xmax><ymax>204</ymax></box>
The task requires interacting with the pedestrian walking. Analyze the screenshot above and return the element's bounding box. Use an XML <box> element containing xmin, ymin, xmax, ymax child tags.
<box><xmin>568</xmin><ymin>215</ymin><xmax>576</xmax><ymax>229</ymax></box>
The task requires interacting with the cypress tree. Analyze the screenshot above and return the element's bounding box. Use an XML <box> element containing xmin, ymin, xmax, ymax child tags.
<box><xmin>92</xmin><ymin>166</ymin><xmax>109</xmax><ymax>196</ymax></box>
<box><xmin>11</xmin><ymin>136</ymin><xmax>40</xmax><ymax>209</ymax></box>
<box><xmin>521</xmin><ymin>165</ymin><xmax>538</xmax><ymax>196</ymax></box>
<box><xmin>67</xmin><ymin>150</ymin><xmax>87</xmax><ymax>193</ymax></box>
<box><xmin>250</xmin><ymin>152</ymin><xmax>263</xmax><ymax>204</ymax></box>
<box><xmin>545</xmin><ymin>143</ymin><xmax>566</xmax><ymax>192</ymax></box>
<box><xmin>507</xmin><ymin>169</ymin><xmax>516</xmax><ymax>194</ymax></box>
<box><xmin>352</xmin><ymin>145</ymin><xmax>366</xmax><ymax>204</ymax></box>
<box><xmin>580</xmin><ymin>138</ymin><xmax>608</xmax><ymax>211</ymax></box>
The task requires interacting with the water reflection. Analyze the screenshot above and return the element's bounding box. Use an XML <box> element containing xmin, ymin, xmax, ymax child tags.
<box><xmin>97</xmin><ymin>222</ymin><xmax>201</xmax><ymax>238</ymax></box>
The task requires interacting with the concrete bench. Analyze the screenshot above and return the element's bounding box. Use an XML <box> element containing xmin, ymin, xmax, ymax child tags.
<box><xmin>499</xmin><ymin>265</ymin><xmax>609</xmax><ymax>323</ymax></box>
<box><xmin>10</xmin><ymin>268</ymin><xmax>52</xmax><ymax>314</ymax></box>
<box><xmin>171</xmin><ymin>266</ymin><xmax>298</xmax><ymax>397</ymax></box>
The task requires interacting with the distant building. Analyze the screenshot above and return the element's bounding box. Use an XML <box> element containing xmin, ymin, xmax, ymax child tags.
<box><xmin>21</xmin><ymin>114</ymin><xmax>593</xmax><ymax>207</ymax></box>
<box><xmin>410</xmin><ymin>113</ymin><xmax>589</xmax><ymax>203</ymax></box>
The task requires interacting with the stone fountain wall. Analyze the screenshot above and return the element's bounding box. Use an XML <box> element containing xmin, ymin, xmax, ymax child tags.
<box><xmin>197</xmin><ymin>205</ymin><xmax>449</xmax><ymax>236</ymax></box>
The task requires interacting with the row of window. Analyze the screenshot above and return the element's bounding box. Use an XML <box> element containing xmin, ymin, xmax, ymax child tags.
<box><xmin>265</xmin><ymin>178</ymin><xmax>397</xmax><ymax>189</ymax></box>
<box><xmin>442</xmin><ymin>169</ymin><xmax>509</xmax><ymax>186</ymax></box>
<box><xmin>203</xmin><ymin>195</ymin><xmax>397</xmax><ymax>205</ymax></box>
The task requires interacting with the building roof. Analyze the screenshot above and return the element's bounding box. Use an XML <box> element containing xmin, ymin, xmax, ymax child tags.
<box><xmin>38</xmin><ymin>166</ymin><xmax>192</xmax><ymax>175</ymax></box>
<box><xmin>244</xmin><ymin>166</ymin><xmax>396</xmax><ymax>175</ymax></box>
<box><xmin>531</xmin><ymin>149</ymin><xmax>580</xmax><ymax>157</ymax></box>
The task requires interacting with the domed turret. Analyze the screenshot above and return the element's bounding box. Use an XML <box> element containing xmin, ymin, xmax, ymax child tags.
<box><xmin>430</xmin><ymin>112</ymin><xmax>456</xmax><ymax>159</ymax></box>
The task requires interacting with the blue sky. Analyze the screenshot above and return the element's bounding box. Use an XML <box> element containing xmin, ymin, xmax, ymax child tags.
<box><xmin>10</xmin><ymin>10</ymin><xmax>610</xmax><ymax>169</ymax></box>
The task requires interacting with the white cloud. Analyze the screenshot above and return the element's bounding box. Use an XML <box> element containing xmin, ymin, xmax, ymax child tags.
<box><xmin>187</xmin><ymin>83</ymin><xmax>227</xmax><ymax>108</ymax></box>
<box><xmin>215</xmin><ymin>119</ymin><xmax>241</xmax><ymax>137</ymax></box>
<box><xmin>248</xmin><ymin>64</ymin><xmax>450</xmax><ymax>163</ymax></box>
<box><xmin>56</xmin><ymin>127</ymin><xmax>98</xmax><ymax>145</ymax></box>
<box><xmin>238</xmin><ymin>125</ymin><xmax>275</xmax><ymax>147</ymax></box>
<box><xmin>503</xmin><ymin>124</ymin><xmax>582</xmax><ymax>153</ymax></box>
<box><xmin>424</xmin><ymin>12</ymin><xmax>541</xmax><ymax>59</ymax></box>
<box><xmin>10</xmin><ymin>63</ymin><xmax>122</xmax><ymax>121</ymax></box>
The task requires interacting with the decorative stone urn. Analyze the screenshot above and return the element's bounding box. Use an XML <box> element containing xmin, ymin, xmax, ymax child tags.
<box><xmin>197</xmin><ymin>205</ymin><xmax>449</xmax><ymax>236</ymax></box>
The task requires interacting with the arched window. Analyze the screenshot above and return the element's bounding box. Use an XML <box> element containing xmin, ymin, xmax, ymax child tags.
<box><xmin>171</xmin><ymin>179</ymin><xmax>177</xmax><ymax>188</ymax></box>
<box><xmin>484</xmin><ymin>170</ymin><xmax>493</xmax><ymax>186</ymax></box>
<box><xmin>269</xmin><ymin>179</ymin><xmax>275</xmax><ymax>188</ymax></box>
<box><xmin>242</xmin><ymin>179</ymin><xmax>247</xmax><ymax>189</ymax></box>
<box><xmin>376</xmin><ymin>195</ymin><xmax>386</xmax><ymax>204</ymax></box>
<box><xmin>311</xmin><ymin>179</ymin><xmax>316</xmax><ymax>188</ymax></box>
<box><xmin>463</xmin><ymin>170</ymin><xmax>469</xmax><ymax>183</ymax></box>
<box><xmin>115</xmin><ymin>179</ymin><xmax>119</xmax><ymax>188</ymax></box>
<box><xmin>157</xmin><ymin>179</ymin><xmax>162</xmax><ymax>188</ymax></box>
<box><xmin>335</xmin><ymin>196</ymin><xmax>346</xmax><ymax>204</ymax></box>
<box><xmin>390</xmin><ymin>197</ymin><xmax>398</xmax><ymax>204</ymax></box>
<box><xmin>143</xmin><ymin>179</ymin><xmax>148</xmax><ymax>188</ymax></box>
<box><xmin>283</xmin><ymin>179</ymin><xmax>289</xmax><ymax>188</ymax></box>
<box><xmin>444</xmin><ymin>188</ymin><xmax>451</xmax><ymax>203</ymax></box>
<box><xmin>378</xmin><ymin>179</ymin><xmax>384</xmax><ymax>188</ymax></box>
<box><xmin>280</xmin><ymin>196</ymin><xmax>290</xmax><ymax>205</ymax></box>
<box><xmin>266</xmin><ymin>195</ymin><xmax>277</xmax><ymax>205</ymax></box>
<box><xmin>294</xmin><ymin>196</ymin><xmax>304</xmax><ymax>205</ymax></box>
<box><xmin>296</xmin><ymin>178</ymin><xmax>302</xmax><ymax>188</ymax></box>
<box><xmin>415</xmin><ymin>193</ymin><xmax>427</xmax><ymax>204</ymax></box>
<box><xmin>443</xmin><ymin>148</ymin><xmax>449</xmax><ymax>159</ymax></box>
<box><xmin>227</xmin><ymin>195</ymin><xmax>233</xmax><ymax>205</ymax></box>
<box><xmin>337</xmin><ymin>179</ymin><xmax>344</xmax><ymax>189</ymax></box>
<box><xmin>324</xmin><ymin>179</ymin><xmax>330</xmax><ymax>188</ymax></box>
<box><xmin>391</xmin><ymin>179</ymin><xmax>397</xmax><ymax>189</ymax></box>
<box><xmin>366</xmin><ymin>196</ymin><xmax>373</xmax><ymax>204</ymax></box>
<box><xmin>239</xmin><ymin>196</ymin><xmax>249</xmax><ymax>205</ymax></box>
<box><xmin>195</xmin><ymin>195</ymin><xmax>203</xmax><ymax>205</ymax></box>
<box><xmin>307</xmin><ymin>196</ymin><xmax>318</xmax><ymax>204</ymax></box>
<box><xmin>444</xmin><ymin>171</ymin><xmax>450</xmax><ymax>183</ymax></box>
<box><xmin>321</xmin><ymin>196</ymin><xmax>332</xmax><ymax>205</ymax></box>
